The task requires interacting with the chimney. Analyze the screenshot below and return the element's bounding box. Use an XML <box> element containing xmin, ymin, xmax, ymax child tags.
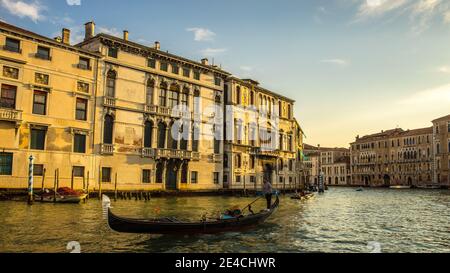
<box><xmin>123</xmin><ymin>30</ymin><xmax>129</xmax><ymax>41</ymax></box>
<box><xmin>62</xmin><ymin>28</ymin><xmax>70</xmax><ymax>45</ymax></box>
<box><xmin>154</xmin><ymin>41</ymin><xmax>160</xmax><ymax>50</ymax></box>
<box><xmin>201</xmin><ymin>58</ymin><xmax>209</xmax><ymax>65</ymax></box>
<box><xmin>84</xmin><ymin>21</ymin><xmax>95</xmax><ymax>41</ymax></box>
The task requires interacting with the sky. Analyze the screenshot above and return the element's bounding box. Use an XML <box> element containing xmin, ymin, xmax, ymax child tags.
<box><xmin>1</xmin><ymin>0</ymin><xmax>450</xmax><ymax>147</ymax></box>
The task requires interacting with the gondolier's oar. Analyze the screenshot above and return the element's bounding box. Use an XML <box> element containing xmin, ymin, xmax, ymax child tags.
<box><xmin>241</xmin><ymin>196</ymin><xmax>264</xmax><ymax>212</ymax></box>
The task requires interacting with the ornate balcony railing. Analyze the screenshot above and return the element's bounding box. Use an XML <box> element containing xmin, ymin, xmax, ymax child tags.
<box><xmin>141</xmin><ymin>147</ymin><xmax>155</xmax><ymax>158</ymax></box>
<box><xmin>103</xmin><ymin>97</ymin><xmax>116</xmax><ymax>108</ymax></box>
<box><xmin>211</xmin><ymin>154</ymin><xmax>223</xmax><ymax>163</ymax></box>
<box><xmin>0</xmin><ymin>108</ymin><xmax>22</xmax><ymax>123</ymax></box>
<box><xmin>101</xmin><ymin>144</ymin><xmax>114</xmax><ymax>155</ymax></box>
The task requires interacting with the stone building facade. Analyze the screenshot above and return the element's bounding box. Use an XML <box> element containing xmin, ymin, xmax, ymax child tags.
<box><xmin>432</xmin><ymin>115</ymin><xmax>450</xmax><ymax>186</ymax></box>
<box><xmin>223</xmin><ymin>77</ymin><xmax>300</xmax><ymax>191</ymax></box>
<box><xmin>303</xmin><ymin>144</ymin><xmax>350</xmax><ymax>186</ymax></box>
<box><xmin>350</xmin><ymin>126</ymin><xmax>438</xmax><ymax>187</ymax></box>
<box><xmin>0</xmin><ymin>22</ymin><xmax>99</xmax><ymax>190</ymax></box>
<box><xmin>0</xmin><ymin>21</ymin><xmax>304</xmax><ymax>191</ymax></box>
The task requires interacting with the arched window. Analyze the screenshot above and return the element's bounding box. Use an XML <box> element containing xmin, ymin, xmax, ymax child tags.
<box><xmin>180</xmin><ymin>122</ymin><xmax>188</xmax><ymax>151</ymax></box>
<box><xmin>157</xmin><ymin>122</ymin><xmax>167</xmax><ymax>149</ymax></box>
<box><xmin>236</xmin><ymin>86</ymin><xmax>241</xmax><ymax>105</ymax></box>
<box><xmin>224</xmin><ymin>154</ymin><xmax>229</xmax><ymax>168</ymax></box>
<box><xmin>106</xmin><ymin>70</ymin><xmax>116</xmax><ymax>97</ymax></box>
<box><xmin>103</xmin><ymin>115</ymin><xmax>114</xmax><ymax>144</ymax></box>
<box><xmin>146</xmin><ymin>79</ymin><xmax>154</xmax><ymax>105</ymax></box>
<box><xmin>159</xmin><ymin>82</ymin><xmax>167</xmax><ymax>107</ymax></box>
<box><xmin>278</xmin><ymin>159</ymin><xmax>284</xmax><ymax>171</ymax></box>
<box><xmin>144</xmin><ymin>120</ymin><xmax>153</xmax><ymax>148</ymax></box>
<box><xmin>168</xmin><ymin>121</ymin><xmax>179</xmax><ymax>150</ymax></box>
<box><xmin>168</xmin><ymin>84</ymin><xmax>179</xmax><ymax>109</ymax></box>
<box><xmin>192</xmin><ymin>124</ymin><xmax>199</xmax><ymax>152</ymax></box>
<box><xmin>155</xmin><ymin>162</ymin><xmax>163</xmax><ymax>183</ymax></box>
<box><xmin>181</xmin><ymin>87</ymin><xmax>189</xmax><ymax>107</ymax></box>
<box><xmin>236</xmin><ymin>154</ymin><xmax>242</xmax><ymax>168</ymax></box>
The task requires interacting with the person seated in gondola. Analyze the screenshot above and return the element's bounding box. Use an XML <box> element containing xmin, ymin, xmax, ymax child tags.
<box><xmin>221</xmin><ymin>206</ymin><xmax>243</xmax><ymax>220</ymax></box>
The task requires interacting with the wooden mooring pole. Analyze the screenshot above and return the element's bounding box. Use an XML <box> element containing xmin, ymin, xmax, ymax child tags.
<box><xmin>86</xmin><ymin>171</ymin><xmax>90</xmax><ymax>200</ymax></box>
<box><xmin>98</xmin><ymin>167</ymin><xmax>102</xmax><ymax>200</ymax></box>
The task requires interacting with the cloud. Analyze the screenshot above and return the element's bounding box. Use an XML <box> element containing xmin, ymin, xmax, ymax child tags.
<box><xmin>66</xmin><ymin>0</ymin><xmax>81</xmax><ymax>6</ymax></box>
<box><xmin>437</xmin><ymin>66</ymin><xmax>450</xmax><ymax>73</ymax></box>
<box><xmin>398</xmin><ymin>83</ymin><xmax>450</xmax><ymax>105</ymax></box>
<box><xmin>0</xmin><ymin>0</ymin><xmax>44</xmax><ymax>22</ymax></box>
<box><xmin>97</xmin><ymin>26</ymin><xmax>121</xmax><ymax>37</ymax></box>
<box><xmin>200</xmin><ymin>48</ymin><xmax>227</xmax><ymax>57</ymax></box>
<box><xmin>240</xmin><ymin>66</ymin><xmax>253</xmax><ymax>72</ymax></box>
<box><xmin>320</xmin><ymin>59</ymin><xmax>349</xmax><ymax>67</ymax></box>
<box><xmin>186</xmin><ymin>27</ymin><xmax>216</xmax><ymax>41</ymax></box>
<box><xmin>356</xmin><ymin>0</ymin><xmax>409</xmax><ymax>19</ymax></box>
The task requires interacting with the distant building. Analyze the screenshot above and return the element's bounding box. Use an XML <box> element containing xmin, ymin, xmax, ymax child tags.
<box><xmin>350</xmin><ymin>115</ymin><xmax>450</xmax><ymax>188</ymax></box>
<box><xmin>432</xmin><ymin>115</ymin><xmax>450</xmax><ymax>186</ymax></box>
<box><xmin>303</xmin><ymin>144</ymin><xmax>351</xmax><ymax>186</ymax></box>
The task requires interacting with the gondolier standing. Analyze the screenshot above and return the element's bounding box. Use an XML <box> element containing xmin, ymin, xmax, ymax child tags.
<box><xmin>263</xmin><ymin>164</ymin><xmax>274</xmax><ymax>210</ymax></box>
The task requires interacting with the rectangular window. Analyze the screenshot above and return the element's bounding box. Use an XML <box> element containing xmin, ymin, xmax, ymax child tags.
<box><xmin>236</xmin><ymin>175</ymin><xmax>241</xmax><ymax>183</ymax></box>
<box><xmin>214</xmin><ymin>77</ymin><xmax>221</xmax><ymax>86</ymax></box>
<box><xmin>250</xmin><ymin>176</ymin><xmax>256</xmax><ymax>183</ymax></box>
<box><xmin>183</xmin><ymin>68</ymin><xmax>190</xmax><ymax>77</ymax></box>
<box><xmin>142</xmin><ymin>169</ymin><xmax>151</xmax><ymax>184</ymax></box>
<box><xmin>0</xmin><ymin>153</ymin><xmax>13</xmax><ymax>175</ymax></box>
<box><xmin>78</xmin><ymin>57</ymin><xmax>91</xmax><ymax>70</ymax></box>
<box><xmin>148</xmin><ymin>58</ymin><xmax>156</xmax><ymax>68</ymax></box>
<box><xmin>30</xmin><ymin>128</ymin><xmax>46</xmax><ymax>150</ymax></box>
<box><xmin>33</xmin><ymin>91</ymin><xmax>47</xmax><ymax>115</ymax></box>
<box><xmin>0</xmin><ymin>84</ymin><xmax>17</xmax><ymax>109</ymax></box>
<box><xmin>73</xmin><ymin>166</ymin><xmax>85</xmax><ymax>177</ymax></box>
<box><xmin>36</xmin><ymin>46</ymin><xmax>51</xmax><ymax>60</ymax></box>
<box><xmin>172</xmin><ymin>64</ymin><xmax>179</xmax><ymax>74</ymax></box>
<box><xmin>194</xmin><ymin>71</ymin><xmax>200</xmax><ymax>80</ymax></box>
<box><xmin>75</xmin><ymin>98</ymin><xmax>88</xmax><ymax>121</ymax></box>
<box><xmin>213</xmin><ymin>172</ymin><xmax>219</xmax><ymax>184</ymax></box>
<box><xmin>191</xmin><ymin>171</ymin><xmax>198</xmax><ymax>184</ymax></box>
<box><xmin>74</xmin><ymin>134</ymin><xmax>86</xmax><ymax>153</ymax></box>
<box><xmin>4</xmin><ymin>38</ymin><xmax>21</xmax><ymax>53</ymax></box>
<box><xmin>102</xmin><ymin>167</ymin><xmax>112</xmax><ymax>183</ymax></box>
<box><xmin>160</xmin><ymin>62</ymin><xmax>168</xmax><ymax>72</ymax></box>
<box><xmin>33</xmin><ymin>164</ymin><xmax>44</xmax><ymax>176</ymax></box>
<box><xmin>108</xmin><ymin>47</ymin><xmax>118</xmax><ymax>58</ymax></box>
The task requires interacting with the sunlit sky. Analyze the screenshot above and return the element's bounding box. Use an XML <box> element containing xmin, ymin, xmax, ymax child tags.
<box><xmin>1</xmin><ymin>0</ymin><xmax>450</xmax><ymax>147</ymax></box>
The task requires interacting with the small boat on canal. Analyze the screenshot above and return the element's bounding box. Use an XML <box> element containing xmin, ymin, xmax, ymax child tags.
<box><xmin>103</xmin><ymin>195</ymin><xmax>279</xmax><ymax>235</ymax></box>
<box><xmin>291</xmin><ymin>192</ymin><xmax>315</xmax><ymax>201</ymax></box>
<box><xmin>34</xmin><ymin>187</ymin><xmax>88</xmax><ymax>204</ymax></box>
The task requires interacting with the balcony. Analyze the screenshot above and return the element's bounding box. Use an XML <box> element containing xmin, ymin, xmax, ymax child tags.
<box><xmin>103</xmin><ymin>97</ymin><xmax>116</xmax><ymax>108</ymax></box>
<box><xmin>154</xmin><ymin>148</ymin><xmax>198</xmax><ymax>160</ymax></box>
<box><xmin>101</xmin><ymin>144</ymin><xmax>114</xmax><ymax>155</ymax></box>
<box><xmin>144</xmin><ymin>104</ymin><xmax>172</xmax><ymax>116</ymax></box>
<box><xmin>141</xmin><ymin>147</ymin><xmax>155</xmax><ymax>158</ymax></box>
<box><xmin>0</xmin><ymin>108</ymin><xmax>22</xmax><ymax>126</ymax></box>
<box><xmin>250</xmin><ymin>147</ymin><xmax>280</xmax><ymax>157</ymax></box>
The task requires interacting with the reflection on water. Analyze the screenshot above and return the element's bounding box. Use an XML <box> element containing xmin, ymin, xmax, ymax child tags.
<box><xmin>0</xmin><ymin>188</ymin><xmax>449</xmax><ymax>253</ymax></box>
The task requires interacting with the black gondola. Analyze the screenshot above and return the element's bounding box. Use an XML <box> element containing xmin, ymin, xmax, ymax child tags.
<box><xmin>103</xmin><ymin>195</ymin><xmax>279</xmax><ymax>234</ymax></box>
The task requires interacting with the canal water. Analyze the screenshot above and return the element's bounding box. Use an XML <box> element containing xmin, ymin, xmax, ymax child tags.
<box><xmin>0</xmin><ymin>188</ymin><xmax>449</xmax><ymax>253</ymax></box>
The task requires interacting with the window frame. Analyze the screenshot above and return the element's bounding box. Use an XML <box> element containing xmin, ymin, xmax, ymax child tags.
<box><xmin>73</xmin><ymin>133</ymin><xmax>87</xmax><ymax>154</ymax></box>
<box><xmin>36</xmin><ymin>46</ymin><xmax>51</xmax><ymax>60</ymax></box>
<box><xmin>142</xmin><ymin>169</ymin><xmax>151</xmax><ymax>184</ymax></box>
<box><xmin>101</xmin><ymin>167</ymin><xmax>112</xmax><ymax>183</ymax></box>
<box><xmin>78</xmin><ymin>57</ymin><xmax>91</xmax><ymax>70</ymax></box>
<box><xmin>0</xmin><ymin>153</ymin><xmax>13</xmax><ymax>176</ymax></box>
<box><xmin>32</xmin><ymin>90</ymin><xmax>47</xmax><ymax>115</ymax></box>
<box><xmin>191</xmin><ymin>171</ymin><xmax>198</xmax><ymax>184</ymax></box>
<box><xmin>33</xmin><ymin>164</ymin><xmax>44</xmax><ymax>176</ymax></box>
<box><xmin>0</xmin><ymin>84</ymin><xmax>17</xmax><ymax>109</ymax></box>
<box><xmin>4</xmin><ymin>37</ymin><xmax>21</xmax><ymax>53</ymax></box>
<box><xmin>30</xmin><ymin>127</ymin><xmax>47</xmax><ymax>150</ymax></box>
<box><xmin>75</xmin><ymin>98</ymin><xmax>88</xmax><ymax>121</ymax></box>
<box><xmin>73</xmin><ymin>166</ymin><xmax>85</xmax><ymax>178</ymax></box>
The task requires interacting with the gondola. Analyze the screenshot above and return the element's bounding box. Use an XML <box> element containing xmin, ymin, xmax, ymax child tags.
<box><xmin>291</xmin><ymin>192</ymin><xmax>315</xmax><ymax>200</ymax></box>
<box><xmin>103</xmin><ymin>195</ymin><xmax>279</xmax><ymax>234</ymax></box>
